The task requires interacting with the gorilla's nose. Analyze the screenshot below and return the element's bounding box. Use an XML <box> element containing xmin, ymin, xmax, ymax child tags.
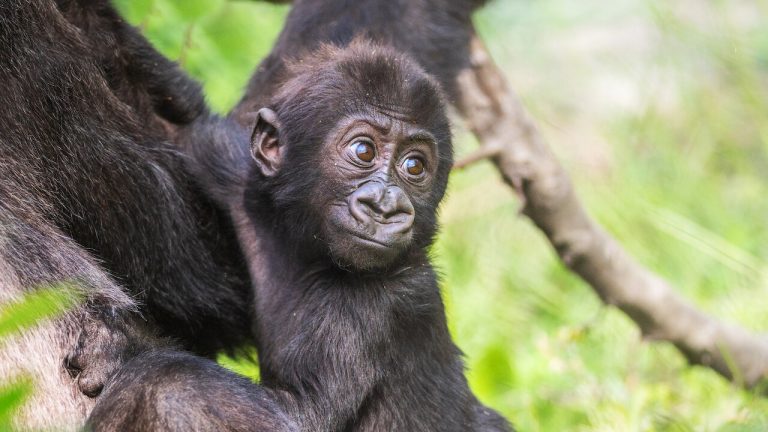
<box><xmin>350</xmin><ymin>182</ymin><xmax>415</xmax><ymax>234</ymax></box>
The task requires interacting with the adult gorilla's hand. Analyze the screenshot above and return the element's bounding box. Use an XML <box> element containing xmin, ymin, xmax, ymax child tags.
<box><xmin>65</xmin><ymin>310</ymin><xmax>160</xmax><ymax>398</ymax></box>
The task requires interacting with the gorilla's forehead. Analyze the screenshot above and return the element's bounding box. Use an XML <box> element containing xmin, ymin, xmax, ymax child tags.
<box><xmin>325</xmin><ymin>110</ymin><xmax>439</xmax><ymax>152</ymax></box>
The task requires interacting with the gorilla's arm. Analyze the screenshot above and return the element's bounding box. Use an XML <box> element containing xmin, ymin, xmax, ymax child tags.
<box><xmin>87</xmin><ymin>350</ymin><xmax>296</xmax><ymax>432</ymax></box>
<box><xmin>44</xmin><ymin>0</ymin><xmax>254</xmax><ymax>354</ymax></box>
<box><xmin>55</xmin><ymin>0</ymin><xmax>209</xmax><ymax>134</ymax></box>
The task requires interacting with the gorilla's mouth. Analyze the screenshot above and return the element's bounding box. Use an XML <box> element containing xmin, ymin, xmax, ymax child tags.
<box><xmin>325</xmin><ymin>204</ymin><xmax>414</xmax><ymax>269</ymax></box>
<box><xmin>348</xmin><ymin>231</ymin><xmax>397</xmax><ymax>249</ymax></box>
<box><xmin>341</xmin><ymin>217</ymin><xmax>414</xmax><ymax>249</ymax></box>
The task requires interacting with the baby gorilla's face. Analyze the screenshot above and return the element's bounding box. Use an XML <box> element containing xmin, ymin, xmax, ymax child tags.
<box><xmin>248</xmin><ymin>43</ymin><xmax>453</xmax><ymax>272</ymax></box>
<box><xmin>318</xmin><ymin>113</ymin><xmax>440</xmax><ymax>270</ymax></box>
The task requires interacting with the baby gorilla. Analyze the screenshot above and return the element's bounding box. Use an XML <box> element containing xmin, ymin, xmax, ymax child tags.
<box><xmin>88</xmin><ymin>41</ymin><xmax>510</xmax><ymax>431</ymax></box>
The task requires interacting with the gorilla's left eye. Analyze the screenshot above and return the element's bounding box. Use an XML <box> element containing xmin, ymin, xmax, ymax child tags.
<box><xmin>402</xmin><ymin>156</ymin><xmax>425</xmax><ymax>177</ymax></box>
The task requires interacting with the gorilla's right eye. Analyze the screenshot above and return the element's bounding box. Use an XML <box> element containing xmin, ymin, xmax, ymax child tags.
<box><xmin>351</xmin><ymin>140</ymin><xmax>376</xmax><ymax>163</ymax></box>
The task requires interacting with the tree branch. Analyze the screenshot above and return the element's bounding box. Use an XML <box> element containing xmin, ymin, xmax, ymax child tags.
<box><xmin>455</xmin><ymin>34</ymin><xmax>768</xmax><ymax>390</ymax></box>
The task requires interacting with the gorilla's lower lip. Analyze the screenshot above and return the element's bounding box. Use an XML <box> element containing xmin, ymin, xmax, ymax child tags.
<box><xmin>349</xmin><ymin>232</ymin><xmax>393</xmax><ymax>248</ymax></box>
<box><xmin>330</xmin><ymin>215</ymin><xmax>411</xmax><ymax>250</ymax></box>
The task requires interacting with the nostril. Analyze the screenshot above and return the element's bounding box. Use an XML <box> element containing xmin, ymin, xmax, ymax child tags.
<box><xmin>378</xmin><ymin>189</ymin><xmax>401</xmax><ymax>219</ymax></box>
<box><xmin>363</xmin><ymin>198</ymin><xmax>408</xmax><ymax>221</ymax></box>
<box><xmin>350</xmin><ymin>198</ymin><xmax>371</xmax><ymax>223</ymax></box>
<box><xmin>349</xmin><ymin>183</ymin><xmax>384</xmax><ymax>222</ymax></box>
<box><xmin>380</xmin><ymin>187</ymin><xmax>415</xmax><ymax>221</ymax></box>
<box><xmin>358</xmin><ymin>197</ymin><xmax>379</xmax><ymax>213</ymax></box>
<box><xmin>381</xmin><ymin>207</ymin><xmax>411</xmax><ymax>221</ymax></box>
<box><xmin>349</xmin><ymin>183</ymin><xmax>414</xmax><ymax>224</ymax></box>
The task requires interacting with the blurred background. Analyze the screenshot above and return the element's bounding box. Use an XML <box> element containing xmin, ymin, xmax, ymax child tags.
<box><xmin>112</xmin><ymin>0</ymin><xmax>768</xmax><ymax>430</ymax></box>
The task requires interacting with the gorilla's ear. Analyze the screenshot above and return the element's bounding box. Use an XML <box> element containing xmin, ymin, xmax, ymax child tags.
<box><xmin>250</xmin><ymin>107</ymin><xmax>283</xmax><ymax>177</ymax></box>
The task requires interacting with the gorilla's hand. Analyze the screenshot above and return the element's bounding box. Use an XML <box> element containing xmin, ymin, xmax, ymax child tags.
<box><xmin>65</xmin><ymin>309</ymin><xmax>157</xmax><ymax>398</ymax></box>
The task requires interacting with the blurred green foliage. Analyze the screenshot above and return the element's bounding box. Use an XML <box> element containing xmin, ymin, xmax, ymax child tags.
<box><xmin>114</xmin><ymin>0</ymin><xmax>768</xmax><ymax>430</ymax></box>
<box><xmin>0</xmin><ymin>285</ymin><xmax>81</xmax><ymax>429</ymax></box>
<box><xmin>115</xmin><ymin>0</ymin><xmax>288</xmax><ymax>113</ymax></box>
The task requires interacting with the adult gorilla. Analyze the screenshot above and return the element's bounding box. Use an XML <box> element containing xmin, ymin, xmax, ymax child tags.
<box><xmin>0</xmin><ymin>0</ymin><xmax>252</xmax><ymax>428</ymax></box>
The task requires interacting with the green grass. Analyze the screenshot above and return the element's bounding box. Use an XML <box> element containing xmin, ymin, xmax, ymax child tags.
<box><xmin>115</xmin><ymin>0</ymin><xmax>768</xmax><ymax>430</ymax></box>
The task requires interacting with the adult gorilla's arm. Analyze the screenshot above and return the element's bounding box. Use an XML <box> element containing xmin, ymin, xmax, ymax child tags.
<box><xmin>51</xmin><ymin>0</ymin><xmax>254</xmax><ymax>355</ymax></box>
<box><xmin>55</xmin><ymin>0</ymin><xmax>208</xmax><ymax>137</ymax></box>
<box><xmin>0</xmin><ymin>1</ymin><xmax>167</xmax><ymax>428</ymax></box>
<box><xmin>86</xmin><ymin>350</ymin><xmax>296</xmax><ymax>432</ymax></box>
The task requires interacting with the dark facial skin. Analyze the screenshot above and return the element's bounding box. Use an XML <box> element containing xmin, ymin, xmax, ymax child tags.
<box><xmin>326</xmin><ymin>115</ymin><xmax>438</xmax><ymax>267</ymax></box>
<box><xmin>251</xmin><ymin>106</ymin><xmax>441</xmax><ymax>270</ymax></box>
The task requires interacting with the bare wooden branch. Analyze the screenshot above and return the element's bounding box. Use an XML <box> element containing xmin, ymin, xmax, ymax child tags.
<box><xmin>453</xmin><ymin>143</ymin><xmax>502</xmax><ymax>169</ymax></box>
<box><xmin>455</xmin><ymin>34</ymin><xmax>768</xmax><ymax>390</ymax></box>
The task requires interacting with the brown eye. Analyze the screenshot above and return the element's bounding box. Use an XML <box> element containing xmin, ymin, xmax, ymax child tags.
<box><xmin>403</xmin><ymin>157</ymin><xmax>425</xmax><ymax>176</ymax></box>
<box><xmin>352</xmin><ymin>140</ymin><xmax>375</xmax><ymax>163</ymax></box>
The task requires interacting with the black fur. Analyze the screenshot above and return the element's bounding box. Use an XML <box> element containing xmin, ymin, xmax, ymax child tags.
<box><xmin>88</xmin><ymin>350</ymin><xmax>296</xmax><ymax>431</ymax></box>
<box><xmin>237</xmin><ymin>40</ymin><xmax>510</xmax><ymax>432</ymax></box>
<box><xmin>222</xmin><ymin>1</ymin><xmax>508</xmax><ymax>427</ymax></box>
<box><xmin>233</xmin><ymin>0</ymin><xmax>483</xmax><ymax>125</ymax></box>
<box><xmin>50</xmin><ymin>0</ymin><xmax>254</xmax><ymax>355</ymax></box>
<box><xmin>0</xmin><ymin>0</ymin><xmax>253</xmax><ymax>427</ymax></box>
